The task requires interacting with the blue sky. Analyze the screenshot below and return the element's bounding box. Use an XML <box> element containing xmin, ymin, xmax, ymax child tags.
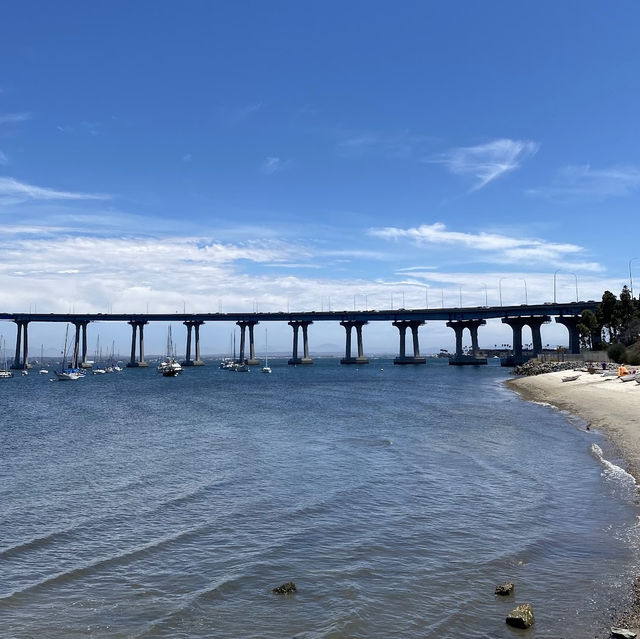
<box><xmin>1</xmin><ymin>1</ymin><xmax>639</xmax><ymax>355</ymax></box>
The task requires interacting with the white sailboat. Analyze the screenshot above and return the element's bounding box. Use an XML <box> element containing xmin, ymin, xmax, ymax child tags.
<box><xmin>0</xmin><ymin>337</ymin><xmax>14</xmax><ymax>378</ymax></box>
<box><xmin>55</xmin><ymin>324</ymin><xmax>83</xmax><ymax>380</ymax></box>
<box><xmin>157</xmin><ymin>325</ymin><xmax>182</xmax><ymax>376</ymax></box>
<box><xmin>38</xmin><ymin>344</ymin><xmax>48</xmax><ymax>374</ymax></box>
<box><xmin>262</xmin><ymin>328</ymin><xmax>272</xmax><ymax>374</ymax></box>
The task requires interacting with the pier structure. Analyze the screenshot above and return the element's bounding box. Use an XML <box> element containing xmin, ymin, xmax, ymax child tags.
<box><xmin>340</xmin><ymin>320</ymin><xmax>369</xmax><ymax>365</ymax></box>
<box><xmin>446</xmin><ymin>319</ymin><xmax>487</xmax><ymax>365</ymax></box>
<box><xmin>288</xmin><ymin>320</ymin><xmax>313</xmax><ymax>365</ymax></box>
<box><xmin>10</xmin><ymin>319</ymin><xmax>30</xmax><ymax>370</ymax></box>
<box><xmin>555</xmin><ymin>315</ymin><xmax>581</xmax><ymax>355</ymax></box>
<box><xmin>236</xmin><ymin>320</ymin><xmax>260</xmax><ymax>365</ymax></box>
<box><xmin>501</xmin><ymin>315</ymin><xmax>551</xmax><ymax>366</ymax></box>
<box><xmin>72</xmin><ymin>320</ymin><xmax>92</xmax><ymax>368</ymax></box>
<box><xmin>127</xmin><ymin>320</ymin><xmax>149</xmax><ymax>367</ymax></box>
<box><xmin>1</xmin><ymin>301</ymin><xmax>598</xmax><ymax>368</ymax></box>
<box><xmin>182</xmin><ymin>320</ymin><xmax>205</xmax><ymax>366</ymax></box>
<box><xmin>392</xmin><ymin>320</ymin><xmax>426</xmax><ymax>365</ymax></box>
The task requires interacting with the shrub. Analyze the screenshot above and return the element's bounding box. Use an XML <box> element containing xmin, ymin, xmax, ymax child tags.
<box><xmin>607</xmin><ymin>342</ymin><xmax>627</xmax><ymax>363</ymax></box>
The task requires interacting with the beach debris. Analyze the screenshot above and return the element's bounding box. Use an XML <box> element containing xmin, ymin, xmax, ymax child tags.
<box><xmin>272</xmin><ymin>581</ymin><xmax>297</xmax><ymax>594</ymax></box>
<box><xmin>495</xmin><ymin>581</ymin><xmax>514</xmax><ymax>596</ymax></box>
<box><xmin>610</xmin><ymin>628</ymin><xmax>637</xmax><ymax>639</ymax></box>
<box><xmin>505</xmin><ymin>603</ymin><xmax>534</xmax><ymax>629</ymax></box>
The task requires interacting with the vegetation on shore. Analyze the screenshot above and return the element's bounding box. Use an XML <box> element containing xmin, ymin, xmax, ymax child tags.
<box><xmin>578</xmin><ymin>286</ymin><xmax>640</xmax><ymax>364</ymax></box>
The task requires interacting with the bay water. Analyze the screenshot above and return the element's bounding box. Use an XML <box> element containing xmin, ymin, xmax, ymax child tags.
<box><xmin>1</xmin><ymin>359</ymin><xmax>639</xmax><ymax>638</ymax></box>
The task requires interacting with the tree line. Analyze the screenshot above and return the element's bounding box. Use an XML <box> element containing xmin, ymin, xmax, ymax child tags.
<box><xmin>578</xmin><ymin>286</ymin><xmax>640</xmax><ymax>363</ymax></box>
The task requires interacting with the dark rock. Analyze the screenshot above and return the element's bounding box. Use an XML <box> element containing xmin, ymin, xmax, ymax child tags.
<box><xmin>506</xmin><ymin>603</ymin><xmax>534</xmax><ymax>629</ymax></box>
<box><xmin>495</xmin><ymin>581</ymin><xmax>514</xmax><ymax>596</ymax></box>
<box><xmin>611</xmin><ymin>628</ymin><xmax>637</xmax><ymax>639</ymax></box>
<box><xmin>272</xmin><ymin>581</ymin><xmax>296</xmax><ymax>594</ymax></box>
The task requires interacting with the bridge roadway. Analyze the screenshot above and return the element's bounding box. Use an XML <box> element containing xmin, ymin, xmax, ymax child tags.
<box><xmin>1</xmin><ymin>301</ymin><xmax>599</xmax><ymax>370</ymax></box>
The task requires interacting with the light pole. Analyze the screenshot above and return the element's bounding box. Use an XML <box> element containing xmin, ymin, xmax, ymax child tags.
<box><xmin>554</xmin><ymin>270</ymin><xmax>579</xmax><ymax>303</ymax></box>
<box><xmin>630</xmin><ymin>258</ymin><xmax>640</xmax><ymax>299</ymax></box>
<box><xmin>521</xmin><ymin>279</ymin><xmax>528</xmax><ymax>305</ymax></box>
<box><xmin>480</xmin><ymin>283</ymin><xmax>488</xmax><ymax>306</ymax></box>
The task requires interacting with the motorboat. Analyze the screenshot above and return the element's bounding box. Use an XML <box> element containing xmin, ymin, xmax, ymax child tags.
<box><xmin>55</xmin><ymin>368</ymin><xmax>83</xmax><ymax>381</ymax></box>
<box><xmin>157</xmin><ymin>326</ymin><xmax>182</xmax><ymax>376</ymax></box>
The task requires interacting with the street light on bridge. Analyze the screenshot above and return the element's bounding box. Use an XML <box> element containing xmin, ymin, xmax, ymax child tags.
<box><xmin>499</xmin><ymin>277</ymin><xmax>528</xmax><ymax>306</ymax></box>
<box><xmin>553</xmin><ymin>270</ymin><xmax>579</xmax><ymax>304</ymax></box>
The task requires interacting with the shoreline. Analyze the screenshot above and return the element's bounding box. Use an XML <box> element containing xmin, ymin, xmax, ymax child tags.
<box><xmin>506</xmin><ymin>369</ymin><xmax>640</xmax><ymax>632</ymax></box>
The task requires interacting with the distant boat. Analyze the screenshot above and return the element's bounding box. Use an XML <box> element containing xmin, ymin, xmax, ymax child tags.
<box><xmin>157</xmin><ymin>326</ymin><xmax>182</xmax><ymax>376</ymax></box>
<box><xmin>38</xmin><ymin>344</ymin><xmax>48</xmax><ymax>374</ymax></box>
<box><xmin>55</xmin><ymin>324</ymin><xmax>83</xmax><ymax>381</ymax></box>
<box><xmin>262</xmin><ymin>329</ymin><xmax>272</xmax><ymax>374</ymax></box>
<box><xmin>561</xmin><ymin>374</ymin><xmax>580</xmax><ymax>382</ymax></box>
<box><xmin>0</xmin><ymin>336</ymin><xmax>15</xmax><ymax>378</ymax></box>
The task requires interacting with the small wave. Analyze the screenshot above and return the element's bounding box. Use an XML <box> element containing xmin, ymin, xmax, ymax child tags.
<box><xmin>590</xmin><ymin>443</ymin><xmax>637</xmax><ymax>487</ymax></box>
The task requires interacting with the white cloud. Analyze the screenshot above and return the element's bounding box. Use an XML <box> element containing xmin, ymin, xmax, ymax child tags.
<box><xmin>337</xmin><ymin>130</ymin><xmax>432</xmax><ymax>159</ymax></box>
<box><xmin>260</xmin><ymin>156</ymin><xmax>288</xmax><ymax>175</ymax></box>
<box><xmin>0</xmin><ymin>176</ymin><xmax>110</xmax><ymax>203</ymax></box>
<box><xmin>369</xmin><ymin>222</ymin><xmax>601</xmax><ymax>271</ymax></box>
<box><xmin>528</xmin><ymin>164</ymin><xmax>640</xmax><ymax>199</ymax></box>
<box><xmin>430</xmin><ymin>138</ymin><xmax>539</xmax><ymax>190</ymax></box>
<box><xmin>0</xmin><ymin>151</ymin><xmax>8</xmax><ymax>165</ymax></box>
<box><xmin>0</xmin><ymin>112</ymin><xmax>31</xmax><ymax>125</ymax></box>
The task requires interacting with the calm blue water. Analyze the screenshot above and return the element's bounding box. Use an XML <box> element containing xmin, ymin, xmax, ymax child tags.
<box><xmin>1</xmin><ymin>359</ymin><xmax>638</xmax><ymax>638</ymax></box>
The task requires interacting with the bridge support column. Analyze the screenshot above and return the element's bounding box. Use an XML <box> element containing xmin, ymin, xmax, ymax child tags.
<box><xmin>11</xmin><ymin>320</ymin><xmax>30</xmax><ymax>369</ymax></box>
<box><xmin>501</xmin><ymin>317</ymin><xmax>530</xmax><ymax>366</ymax></box>
<box><xmin>527</xmin><ymin>316</ymin><xmax>551</xmax><ymax>356</ymax></box>
<box><xmin>393</xmin><ymin>320</ymin><xmax>426</xmax><ymax>365</ymax></box>
<box><xmin>340</xmin><ymin>320</ymin><xmax>369</xmax><ymax>364</ymax></box>
<box><xmin>555</xmin><ymin>316</ymin><xmax>581</xmax><ymax>354</ymax></box>
<box><xmin>71</xmin><ymin>320</ymin><xmax>92</xmax><ymax>368</ymax></box>
<box><xmin>182</xmin><ymin>320</ymin><xmax>205</xmax><ymax>366</ymax></box>
<box><xmin>236</xmin><ymin>320</ymin><xmax>259</xmax><ymax>365</ymax></box>
<box><xmin>446</xmin><ymin>319</ymin><xmax>487</xmax><ymax>365</ymax></box>
<box><xmin>126</xmin><ymin>320</ymin><xmax>149</xmax><ymax>367</ymax></box>
<box><xmin>288</xmin><ymin>320</ymin><xmax>313</xmax><ymax>365</ymax></box>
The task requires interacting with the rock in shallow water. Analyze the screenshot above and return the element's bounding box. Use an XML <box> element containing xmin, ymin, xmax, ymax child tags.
<box><xmin>610</xmin><ymin>628</ymin><xmax>637</xmax><ymax>639</ymax></box>
<box><xmin>506</xmin><ymin>603</ymin><xmax>534</xmax><ymax>629</ymax></box>
<box><xmin>272</xmin><ymin>581</ymin><xmax>297</xmax><ymax>594</ymax></box>
<box><xmin>495</xmin><ymin>581</ymin><xmax>514</xmax><ymax>596</ymax></box>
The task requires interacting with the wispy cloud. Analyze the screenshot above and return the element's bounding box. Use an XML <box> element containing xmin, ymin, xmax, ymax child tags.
<box><xmin>0</xmin><ymin>176</ymin><xmax>110</xmax><ymax>203</ymax></box>
<box><xmin>0</xmin><ymin>151</ymin><xmax>8</xmax><ymax>166</ymax></box>
<box><xmin>337</xmin><ymin>130</ymin><xmax>432</xmax><ymax>159</ymax></box>
<box><xmin>0</xmin><ymin>112</ymin><xmax>31</xmax><ymax>126</ymax></box>
<box><xmin>182</xmin><ymin>153</ymin><xmax>192</xmax><ymax>163</ymax></box>
<box><xmin>528</xmin><ymin>164</ymin><xmax>640</xmax><ymax>199</ymax></box>
<box><xmin>430</xmin><ymin>138</ymin><xmax>539</xmax><ymax>190</ymax></box>
<box><xmin>260</xmin><ymin>156</ymin><xmax>289</xmax><ymax>175</ymax></box>
<box><xmin>369</xmin><ymin>222</ymin><xmax>601</xmax><ymax>271</ymax></box>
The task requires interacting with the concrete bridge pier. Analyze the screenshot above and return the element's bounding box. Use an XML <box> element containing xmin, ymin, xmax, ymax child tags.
<box><xmin>501</xmin><ymin>317</ymin><xmax>531</xmax><ymax>366</ymax></box>
<box><xmin>10</xmin><ymin>320</ymin><xmax>30</xmax><ymax>370</ymax></box>
<box><xmin>446</xmin><ymin>319</ymin><xmax>487</xmax><ymax>365</ymax></box>
<box><xmin>340</xmin><ymin>320</ymin><xmax>369</xmax><ymax>364</ymax></box>
<box><xmin>182</xmin><ymin>320</ymin><xmax>205</xmax><ymax>366</ymax></box>
<box><xmin>555</xmin><ymin>315</ymin><xmax>581</xmax><ymax>354</ymax></box>
<box><xmin>527</xmin><ymin>316</ymin><xmax>551</xmax><ymax>356</ymax></box>
<box><xmin>393</xmin><ymin>320</ymin><xmax>426</xmax><ymax>365</ymax></box>
<box><xmin>126</xmin><ymin>320</ymin><xmax>149</xmax><ymax>367</ymax></box>
<box><xmin>288</xmin><ymin>320</ymin><xmax>313</xmax><ymax>365</ymax></box>
<box><xmin>236</xmin><ymin>320</ymin><xmax>260</xmax><ymax>365</ymax></box>
<box><xmin>71</xmin><ymin>320</ymin><xmax>92</xmax><ymax>368</ymax></box>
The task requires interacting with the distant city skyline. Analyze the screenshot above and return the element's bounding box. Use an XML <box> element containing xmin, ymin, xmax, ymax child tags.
<box><xmin>1</xmin><ymin>1</ymin><xmax>638</xmax><ymax>352</ymax></box>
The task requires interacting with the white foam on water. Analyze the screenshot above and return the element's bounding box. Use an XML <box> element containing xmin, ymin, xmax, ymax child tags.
<box><xmin>591</xmin><ymin>443</ymin><xmax>637</xmax><ymax>487</ymax></box>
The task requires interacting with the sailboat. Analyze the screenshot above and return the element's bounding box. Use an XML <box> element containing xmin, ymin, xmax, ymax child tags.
<box><xmin>262</xmin><ymin>328</ymin><xmax>272</xmax><ymax>374</ymax></box>
<box><xmin>38</xmin><ymin>344</ymin><xmax>48</xmax><ymax>374</ymax></box>
<box><xmin>55</xmin><ymin>325</ymin><xmax>83</xmax><ymax>380</ymax></box>
<box><xmin>0</xmin><ymin>337</ymin><xmax>14</xmax><ymax>378</ymax></box>
<box><xmin>157</xmin><ymin>325</ymin><xmax>182</xmax><ymax>376</ymax></box>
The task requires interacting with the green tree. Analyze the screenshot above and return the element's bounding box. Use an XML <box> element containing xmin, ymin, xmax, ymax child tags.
<box><xmin>577</xmin><ymin>309</ymin><xmax>599</xmax><ymax>350</ymax></box>
<box><xmin>597</xmin><ymin>290</ymin><xmax>621</xmax><ymax>342</ymax></box>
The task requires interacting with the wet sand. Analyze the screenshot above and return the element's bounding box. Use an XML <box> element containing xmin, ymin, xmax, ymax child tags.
<box><xmin>507</xmin><ymin>369</ymin><xmax>640</xmax><ymax>632</ymax></box>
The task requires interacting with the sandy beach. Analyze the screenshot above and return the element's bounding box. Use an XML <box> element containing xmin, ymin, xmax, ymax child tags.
<box><xmin>508</xmin><ymin>369</ymin><xmax>640</xmax><ymax>632</ymax></box>
<box><xmin>507</xmin><ymin>370</ymin><xmax>640</xmax><ymax>479</ymax></box>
